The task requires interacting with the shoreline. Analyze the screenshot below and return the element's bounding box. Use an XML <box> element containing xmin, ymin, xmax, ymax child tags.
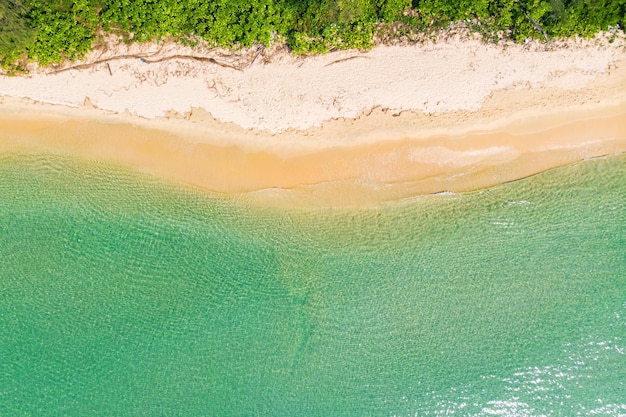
<box><xmin>1</xmin><ymin>36</ymin><xmax>626</xmax><ymax>206</ymax></box>
<box><xmin>1</xmin><ymin>97</ymin><xmax>625</xmax><ymax>206</ymax></box>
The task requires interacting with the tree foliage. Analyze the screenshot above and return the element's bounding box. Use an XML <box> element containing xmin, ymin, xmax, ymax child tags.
<box><xmin>0</xmin><ymin>0</ymin><xmax>35</xmax><ymax>67</ymax></box>
<box><xmin>0</xmin><ymin>0</ymin><xmax>623</xmax><ymax>67</ymax></box>
<box><xmin>25</xmin><ymin>0</ymin><xmax>99</xmax><ymax>65</ymax></box>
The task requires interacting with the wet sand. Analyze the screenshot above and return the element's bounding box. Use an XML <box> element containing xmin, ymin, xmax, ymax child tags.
<box><xmin>1</xmin><ymin>98</ymin><xmax>625</xmax><ymax>206</ymax></box>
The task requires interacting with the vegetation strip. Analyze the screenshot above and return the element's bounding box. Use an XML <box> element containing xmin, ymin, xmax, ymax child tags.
<box><xmin>1</xmin><ymin>0</ymin><xmax>625</xmax><ymax>72</ymax></box>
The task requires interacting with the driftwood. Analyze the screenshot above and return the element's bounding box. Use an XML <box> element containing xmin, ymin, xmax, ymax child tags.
<box><xmin>516</xmin><ymin>0</ymin><xmax>550</xmax><ymax>42</ymax></box>
<box><xmin>48</xmin><ymin>42</ymin><xmax>269</xmax><ymax>75</ymax></box>
<box><xmin>324</xmin><ymin>55</ymin><xmax>368</xmax><ymax>67</ymax></box>
<box><xmin>50</xmin><ymin>53</ymin><xmax>246</xmax><ymax>74</ymax></box>
<box><xmin>529</xmin><ymin>16</ymin><xmax>549</xmax><ymax>42</ymax></box>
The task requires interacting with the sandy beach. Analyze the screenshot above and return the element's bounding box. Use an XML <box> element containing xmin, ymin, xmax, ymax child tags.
<box><xmin>1</xmin><ymin>33</ymin><xmax>625</xmax><ymax>206</ymax></box>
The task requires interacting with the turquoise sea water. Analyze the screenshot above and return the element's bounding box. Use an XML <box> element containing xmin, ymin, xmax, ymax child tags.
<box><xmin>0</xmin><ymin>152</ymin><xmax>625</xmax><ymax>416</ymax></box>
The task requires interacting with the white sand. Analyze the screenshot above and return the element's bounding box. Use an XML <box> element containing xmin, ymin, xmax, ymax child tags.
<box><xmin>1</xmin><ymin>33</ymin><xmax>624</xmax><ymax>133</ymax></box>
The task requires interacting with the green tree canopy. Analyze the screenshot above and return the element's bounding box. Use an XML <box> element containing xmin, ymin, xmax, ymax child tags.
<box><xmin>0</xmin><ymin>0</ymin><xmax>624</xmax><ymax>69</ymax></box>
<box><xmin>0</xmin><ymin>0</ymin><xmax>35</xmax><ymax>65</ymax></box>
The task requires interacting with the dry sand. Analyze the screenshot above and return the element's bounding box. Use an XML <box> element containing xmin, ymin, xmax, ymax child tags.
<box><xmin>1</xmin><ymin>33</ymin><xmax>625</xmax><ymax>206</ymax></box>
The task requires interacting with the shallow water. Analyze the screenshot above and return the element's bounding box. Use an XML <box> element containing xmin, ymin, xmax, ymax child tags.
<box><xmin>1</xmin><ymin>152</ymin><xmax>624</xmax><ymax>416</ymax></box>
